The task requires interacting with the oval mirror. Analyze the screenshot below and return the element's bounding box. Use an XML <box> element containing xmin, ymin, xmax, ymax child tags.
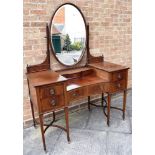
<box><xmin>50</xmin><ymin>4</ymin><xmax>86</xmax><ymax>66</ymax></box>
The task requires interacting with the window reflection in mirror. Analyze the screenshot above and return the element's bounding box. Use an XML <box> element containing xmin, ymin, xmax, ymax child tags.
<box><xmin>51</xmin><ymin>4</ymin><xmax>86</xmax><ymax>65</ymax></box>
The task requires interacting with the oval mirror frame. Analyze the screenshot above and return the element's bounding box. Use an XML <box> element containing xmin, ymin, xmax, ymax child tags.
<box><xmin>49</xmin><ymin>3</ymin><xmax>87</xmax><ymax>66</ymax></box>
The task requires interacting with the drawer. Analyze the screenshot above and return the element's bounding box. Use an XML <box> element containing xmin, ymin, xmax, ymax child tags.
<box><xmin>112</xmin><ymin>71</ymin><xmax>126</xmax><ymax>82</ymax></box>
<box><xmin>67</xmin><ymin>88</ymin><xmax>86</xmax><ymax>102</ymax></box>
<box><xmin>88</xmin><ymin>83</ymin><xmax>103</xmax><ymax>96</ymax></box>
<box><xmin>40</xmin><ymin>83</ymin><xmax>64</xmax><ymax>99</ymax></box>
<box><xmin>104</xmin><ymin>80</ymin><xmax>126</xmax><ymax>93</ymax></box>
<box><xmin>40</xmin><ymin>95</ymin><xmax>65</xmax><ymax>113</ymax></box>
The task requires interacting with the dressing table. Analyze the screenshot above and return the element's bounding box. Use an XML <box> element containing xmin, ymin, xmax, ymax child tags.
<box><xmin>26</xmin><ymin>3</ymin><xmax>129</xmax><ymax>151</ymax></box>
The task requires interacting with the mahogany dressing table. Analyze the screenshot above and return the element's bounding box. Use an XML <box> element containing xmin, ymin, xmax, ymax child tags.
<box><xmin>26</xmin><ymin>3</ymin><xmax>129</xmax><ymax>151</ymax></box>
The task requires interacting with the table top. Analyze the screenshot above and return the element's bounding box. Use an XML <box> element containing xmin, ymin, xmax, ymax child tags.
<box><xmin>27</xmin><ymin>70</ymin><xmax>67</xmax><ymax>87</ymax></box>
<box><xmin>88</xmin><ymin>61</ymin><xmax>129</xmax><ymax>72</ymax></box>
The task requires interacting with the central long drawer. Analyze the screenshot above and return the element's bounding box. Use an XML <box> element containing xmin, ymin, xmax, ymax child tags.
<box><xmin>67</xmin><ymin>82</ymin><xmax>104</xmax><ymax>102</ymax></box>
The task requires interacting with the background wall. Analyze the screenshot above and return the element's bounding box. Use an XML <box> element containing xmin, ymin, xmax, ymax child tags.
<box><xmin>23</xmin><ymin>0</ymin><xmax>132</xmax><ymax>127</ymax></box>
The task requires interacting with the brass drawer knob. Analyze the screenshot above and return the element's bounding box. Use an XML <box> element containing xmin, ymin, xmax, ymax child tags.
<box><xmin>117</xmin><ymin>73</ymin><xmax>122</xmax><ymax>79</ymax></box>
<box><xmin>73</xmin><ymin>93</ymin><xmax>77</xmax><ymax>97</ymax></box>
<box><xmin>50</xmin><ymin>88</ymin><xmax>55</xmax><ymax>95</ymax></box>
<box><xmin>50</xmin><ymin>99</ymin><xmax>56</xmax><ymax>106</ymax></box>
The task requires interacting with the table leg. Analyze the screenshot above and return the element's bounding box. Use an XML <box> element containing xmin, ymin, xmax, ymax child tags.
<box><xmin>39</xmin><ymin>114</ymin><xmax>46</xmax><ymax>151</ymax></box>
<box><xmin>101</xmin><ymin>93</ymin><xmax>104</xmax><ymax>107</ymax></box>
<box><xmin>123</xmin><ymin>90</ymin><xmax>127</xmax><ymax>120</ymax></box>
<box><xmin>88</xmin><ymin>96</ymin><xmax>91</xmax><ymax>111</ymax></box>
<box><xmin>64</xmin><ymin>107</ymin><xmax>70</xmax><ymax>142</ymax></box>
<box><xmin>30</xmin><ymin>99</ymin><xmax>36</xmax><ymax>128</ymax></box>
<box><xmin>107</xmin><ymin>93</ymin><xmax>111</xmax><ymax>126</ymax></box>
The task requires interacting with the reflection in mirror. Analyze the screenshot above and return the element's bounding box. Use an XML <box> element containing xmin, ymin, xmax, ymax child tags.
<box><xmin>51</xmin><ymin>4</ymin><xmax>86</xmax><ymax>65</ymax></box>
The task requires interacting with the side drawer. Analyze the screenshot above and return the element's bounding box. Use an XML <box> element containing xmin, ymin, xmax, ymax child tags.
<box><xmin>88</xmin><ymin>83</ymin><xmax>103</xmax><ymax>96</ymax></box>
<box><xmin>104</xmin><ymin>80</ymin><xmax>126</xmax><ymax>93</ymax></box>
<box><xmin>112</xmin><ymin>70</ymin><xmax>126</xmax><ymax>82</ymax></box>
<box><xmin>40</xmin><ymin>95</ymin><xmax>65</xmax><ymax>113</ymax></box>
<box><xmin>67</xmin><ymin>87</ymin><xmax>86</xmax><ymax>102</ymax></box>
<box><xmin>40</xmin><ymin>83</ymin><xmax>64</xmax><ymax>99</ymax></box>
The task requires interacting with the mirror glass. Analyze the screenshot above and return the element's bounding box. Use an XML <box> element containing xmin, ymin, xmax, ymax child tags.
<box><xmin>51</xmin><ymin>4</ymin><xmax>86</xmax><ymax>66</ymax></box>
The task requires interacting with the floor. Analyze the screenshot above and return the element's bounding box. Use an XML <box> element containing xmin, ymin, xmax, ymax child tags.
<box><xmin>23</xmin><ymin>90</ymin><xmax>132</xmax><ymax>155</ymax></box>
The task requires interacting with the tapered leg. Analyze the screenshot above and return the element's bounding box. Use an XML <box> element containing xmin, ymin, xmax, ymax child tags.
<box><xmin>101</xmin><ymin>93</ymin><xmax>104</xmax><ymax>107</ymax></box>
<box><xmin>64</xmin><ymin>107</ymin><xmax>70</xmax><ymax>142</ymax></box>
<box><xmin>53</xmin><ymin>111</ymin><xmax>56</xmax><ymax>121</ymax></box>
<box><xmin>107</xmin><ymin>93</ymin><xmax>111</xmax><ymax>126</ymax></box>
<box><xmin>88</xmin><ymin>96</ymin><xmax>91</xmax><ymax>111</ymax></box>
<box><xmin>39</xmin><ymin>114</ymin><xmax>46</xmax><ymax>151</ymax></box>
<box><xmin>30</xmin><ymin>99</ymin><xmax>36</xmax><ymax>127</ymax></box>
<box><xmin>123</xmin><ymin>90</ymin><xmax>127</xmax><ymax>120</ymax></box>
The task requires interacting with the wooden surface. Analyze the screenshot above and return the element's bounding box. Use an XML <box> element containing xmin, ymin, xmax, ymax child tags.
<box><xmin>27</xmin><ymin>70</ymin><xmax>67</xmax><ymax>87</ymax></box>
<box><xmin>27</xmin><ymin>63</ymin><xmax>129</xmax><ymax>112</ymax></box>
<box><xmin>88</xmin><ymin>61</ymin><xmax>129</xmax><ymax>72</ymax></box>
<box><xmin>27</xmin><ymin>61</ymin><xmax>129</xmax><ymax>150</ymax></box>
<box><xmin>27</xmin><ymin>70</ymin><xmax>67</xmax><ymax>113</ymax></box>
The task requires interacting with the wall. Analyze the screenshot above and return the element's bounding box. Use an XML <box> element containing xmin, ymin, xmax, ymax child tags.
<box><xmin>23</xmin><ymin>0</ymin><xmax>132</xmax><ymax>127</ymax></box>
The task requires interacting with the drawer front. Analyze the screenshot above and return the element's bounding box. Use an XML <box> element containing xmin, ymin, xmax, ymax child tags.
<box><xmin>40</xmin><ymin>83</ymin><xmax>64</xmax><ymax>99</ymax></box>
<box><xmin>68</xmin><ymin>88</ymin><xmax>85</xmax><ymax>102</ymax></box>
<box><xmin>40</xmin><ymin>95</ymin><xmax>65</xmax><ymax>113</ymax></box>
<box><xmin>104</xmin><ymin>80</ymin><xmax>126</xmax><ymax>93</ymax></box>
<box><xmin>88</xmin><ymin>83</ymin><xmax>103</xmax><ymax>96</ymax></box>
<box><xmin>112</xmin><ymin>71</ymin><xmax>126</xmax><ymax>82</ymax></box>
